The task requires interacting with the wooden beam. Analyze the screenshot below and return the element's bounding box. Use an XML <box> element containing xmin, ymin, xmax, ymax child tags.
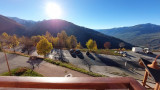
<box><xmin>142</xmin><ymin>70</ymin><xmax>148</xmax><ymax>87</ymax></box>
<box><xmin>0</xmin><ymin>77</ymin><xmax>145</xmax><ymax>90</ymax></box>
<box><xmin>154</xmin><ymin>83</ymin><xmax>160</xmax><ymax>90</ymax></box>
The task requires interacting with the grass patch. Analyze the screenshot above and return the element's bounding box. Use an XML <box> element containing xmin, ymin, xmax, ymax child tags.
<box><xmin>110</xmin><ymin>72</ymin><xmax>128</xmax><ymax>77</ymax></box>
<box><xmin>4</xmin><ymin>50</ymin><xmax>30</xmax><ymax>57</ymax></box>
<box><xmin>81</xmin><ymin>49</ymin><xmax>121</xmax><ymax>56</ymax></box>
<box><xmin>0</xmin><ymin>67</ymin><xmax>43</xmax><ymax>77</ymax></box>
<box><xmin>44</xmin><ymin>58</ymin><xmax>106</xmax><ymax>77</ymax></box>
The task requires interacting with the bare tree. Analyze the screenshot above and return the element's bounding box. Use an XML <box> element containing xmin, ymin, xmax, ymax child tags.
<box><xmin>119</xmin><ymin>42</ymin><xmax>125</xmax><ymax>49</ymax></box>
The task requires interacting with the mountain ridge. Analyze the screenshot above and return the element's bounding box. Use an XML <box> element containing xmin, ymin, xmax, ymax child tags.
<box><xmin>98</xmin><ymin>23</ymin><xmax>160</xmax><ymax>49</ymax></box>
<box><xmin>0</xmin><ymin>15</ymin><xmax>133</xmax><ymax>49</ymax></box>
<box><xmin>0</xmin><ymin>14</ymin><xmax>26</xmax><ymax>35</ymax></box>
<box><xmin>26</xmin><ymin>19</ymin><xmax>132</xmax><ymax>49</ymax></box>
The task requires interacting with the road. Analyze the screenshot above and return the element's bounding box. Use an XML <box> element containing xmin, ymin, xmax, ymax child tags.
<box><xmin>0</xmin><ymin>52</ymin><xmax>32</xmax><ymax>73</ymax></box>
<box><xmin>4</xmin><ymin>47</ymin><xmax>160</xmax><ymax>81</ymax></box>
<box><xmin>0</xmin><ymin>51</ymin><xmax>91</xmax><ymax>77</ymax></box>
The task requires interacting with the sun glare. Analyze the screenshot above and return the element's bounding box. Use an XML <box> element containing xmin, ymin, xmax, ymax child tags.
<box><xmin>45</xmin><ymin>2</ymin><xmax>62</xmax><ymax>19</ymax></box>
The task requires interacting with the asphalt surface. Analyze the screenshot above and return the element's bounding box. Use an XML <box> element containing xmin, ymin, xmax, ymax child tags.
<box><xmin>45</xmin><ymin>49</ymin><xmax>160</xmax><ymax>82</ymax></box>
<box><xmin>1</xmin><ymin>47</ymin><xmax>159</xmax><ymax>88</ymax></box>
<box><xmin>0</xmin><ymin>52</ymin><xmax>32</xmax><ymax>73</ymax></box>
<box><xmin>2</xmin><ymin>47</ymin><xmax>160</xmax><ymax>81</ymax></box>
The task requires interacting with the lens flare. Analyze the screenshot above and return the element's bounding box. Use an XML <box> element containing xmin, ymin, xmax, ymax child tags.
<box><xmin>45</xmin><ymin>2</ymin><xmax>62</xmax><ymax>19</ymax></box>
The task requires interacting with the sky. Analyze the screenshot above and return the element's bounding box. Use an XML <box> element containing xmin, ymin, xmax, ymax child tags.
<box><xmin>0</xmin><ymin>0</ymin><xmax>160</xmax><ymax>29</ymax></box>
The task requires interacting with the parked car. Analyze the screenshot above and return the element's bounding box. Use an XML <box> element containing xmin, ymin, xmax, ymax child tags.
<box><xmin>143</xmin><ymin>48</ymin><xmax>153</xmax><ymax>54</ymax></box>
<box><xmin>70</xmin><ymin>49</ymin><xmax>75</xmax><ymax>53</ymax></box>
<box><xmin>122</xmin><ymin>52</ymin><xmax>127</xmax><ymax>57</ymax></box>
<box><xmin>86</xmin><ymin>51</ymin><xmax>90</xmax><ymax>56</ymax></box>
<box><xmin>75</xmin><ymin>49</ymin><xmax>80</xmax><ymax>54</ymax></box>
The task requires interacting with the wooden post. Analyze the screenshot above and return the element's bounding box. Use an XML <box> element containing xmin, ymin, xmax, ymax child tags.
<box><xmin>4</xmin><ymin>51</ymin><xmax>11</xmax><ymax>76</ymax></box>
<box><xmin>154</xmin><ymin>83</ymin><xmax>159</xmax><ymax>90</ymax></box>
<box><xmin>142</xmin><ymin>70</ymin><xmax>148</xmax><ymax>87</ymax></box>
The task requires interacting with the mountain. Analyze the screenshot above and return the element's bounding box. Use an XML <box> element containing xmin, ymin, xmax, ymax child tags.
<box><xmin>0</xmin><ymin>15</ymin><xmax>26</xmax><ymax>35</ymax></box>
<box><xmin>26</xmin><ymin>19</ymin><xmax>133</xmax><ymax>49</ymax></box>
<box><xmin>9</xmin><ymin>17</ymin><xmax>36</xmax><ymax>28</ymax></box>
<box><xmin>1</xmin><ymin>15</ymin><xmax>132</xmax><ymax>49</ymax></box>
<box><xmin>98</xmin><ymin>23</ymin><xmax>160</xmax><ymax>49</ymax></box>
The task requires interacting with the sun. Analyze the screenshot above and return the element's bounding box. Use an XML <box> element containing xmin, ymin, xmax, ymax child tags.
<box><xmin>45</xmin><ymin>2</ymin><xmax>62</xmax><ymax>19</ymax></box>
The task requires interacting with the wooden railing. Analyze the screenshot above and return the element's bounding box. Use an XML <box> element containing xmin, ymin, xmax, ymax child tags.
<box><xmin>0</xmin><ymin>76</ymin><xmax>145</xmax><ymax>90</ymax></box>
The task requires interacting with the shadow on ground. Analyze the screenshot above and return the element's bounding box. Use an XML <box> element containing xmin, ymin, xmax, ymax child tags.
<box><xmin>27</xmin><ymin>58</ymin><xmax>43</xmax><ymax>69</ymax></box>
<box><xmin>76</xmin><ymin>52</ymin><xmax>84</xmax><ymax>59</ymax></box>
<box><xmin>86</xmin><ymin>53</ymin><xmax>95</xmax><ymax>60</ymax></box>
<box><xmin>138</xmin><ymin>52</ymin><xmax>158</xmax><ymax>59</ymax></box>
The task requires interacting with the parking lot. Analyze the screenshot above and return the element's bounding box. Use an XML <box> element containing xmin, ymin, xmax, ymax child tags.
<box><xmin>45</xmin><ymin>49</ymin><xmax>160</xmax><ymax>82</ymax></box>
<box><xmin>3</xmin><ymin>47</ymin><xmax>160</xmax><ymax>82</ymax></box>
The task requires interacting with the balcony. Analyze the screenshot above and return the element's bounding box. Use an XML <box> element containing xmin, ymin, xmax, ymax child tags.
<box><xmin>0</xmin><ymin>76</ymin><xmax>145</xmax><ymax>90</ymax></box>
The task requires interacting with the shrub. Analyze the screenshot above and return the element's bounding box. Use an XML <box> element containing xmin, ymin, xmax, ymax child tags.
<box><xmin>15</xmin><ymin>67</ymin><xmax>28</xmax><ymax>76</ymax></box>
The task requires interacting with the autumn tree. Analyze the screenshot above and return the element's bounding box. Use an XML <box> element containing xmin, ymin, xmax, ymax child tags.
<box><xmin>69</xmin><ymin>35</ymin><xmax>77</xmax><ymax>49</ymax></box>
<box><xmin>56</xmin><ymin>33</ymin><xmax>63</xmax><ymax>49</ymax></box>
<box><xmin>104</xmin><ymin>42</ymin><xmax>111</xmax><ymax>49</ymax></box>
<box><xmin>45</xmin><ymin>31</ymin><xmax>53</xmax><ymax>43</ymax></box>
<box><xmin>76</xmin><ymin>42</ymin><xmax>83</xmax><ymax>49</ymax></box>
<box><xmin>0</xmin><ymin>32</ymin><xmax>11</xmax><ymax>75</ymax></box>
<box><xmin>31</xmin><ymin>35</ymin><xmax>42</xmax><ymax>46</ymax></box>
<box><xmin>10</xmin><ymin>34</ymin><xmax>19</xmax><ymax>52</ymax></box>
<box><xmin>61</xmin><ymin>31</ymin><xmax>68</xmax><ymax>48</ymax></box>
<box><xmin>86</xmin><ymin>39</ymin><xmax>94</xmax><ymax>51</ymax></box>
<box><xmin>36</xmin><ymin>38</ymin><xmax>53</xmax><ymax>57</ymax></box>
<box><xmin>1</xmin><ymin>32</ymin><xmax>10</xmax><ymax>47</ymax></box>
<box><xmin>19</xmin><ymin>36</ymin><xmax>25</xmax><ymax>45</ymax></box>
<box><xmin>51</xmin><ymin>37</ymin><xmax>59</xmax><ymax>48</ymax></box>
<box><xmin>20</xmin><ymin>36</ymin><xmax>34</xmax><ymax>54</ymax></box>
<box><xmin>56</xmin><ymin>31</ymin><xmax>68</xmax><ymax>49</ymax></box>
<box><xmin>93</xmin><ymin>41</ymin><xmax>98</xmax><ymax>51</ymax></box>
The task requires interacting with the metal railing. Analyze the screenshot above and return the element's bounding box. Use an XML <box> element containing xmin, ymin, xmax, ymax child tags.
<box><xmin>0</xmin><ymin>76</ymin><xmax>145</xmax><ymax>90</ymax></box>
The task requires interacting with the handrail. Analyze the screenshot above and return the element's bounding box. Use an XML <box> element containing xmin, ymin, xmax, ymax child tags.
<box><xmin>0</xmin><ymin>77</ymin><xmax>145</xmax><ymax>90</ymax></box>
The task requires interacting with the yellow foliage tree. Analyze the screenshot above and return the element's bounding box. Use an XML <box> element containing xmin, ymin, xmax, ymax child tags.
<box><xmin>61</xmin><ymin>30</ymin><xmax>68</xmax><ymax>48</ymax></box>
<box><xmin>45</xmin><ymin>31</ymin><xmax>53</xmax><ymax>43</ymax></box>
<box><xmin>93</xmin><ymin>41</ymin><xmax>98</xmax><ymax>51</ymax></box>
<box><xmin>76</xmin><ymin>42</ymin><xmax>83</xmax><ymax>49</ymax></box>
<box><xmin>1</xmin><ymin>32</ymin><xmax>10</xmax><ymax>46</ymax></box>
<box><xmin>36</xmin><ymin>38</ymin><xmax>53</xmax><ymax>57</ymax></box>
<box><xmin>86</xmin><ymin>39</ymin><xmax>94</xmax><ymax>51</ymax></box>
<box><xmin>31</xmin><ymin>35</ymin><xmax>42</xmax><ymax>46</ymax></box>
<box><xmin>10</xmin><ymin>34</ymin><xmax>19</xmax><ymax>52</ymax></box>
<box><xmin>70</xmin><ymin>35</ymin><xmax>77</xmax><ymax>49</ymax></box>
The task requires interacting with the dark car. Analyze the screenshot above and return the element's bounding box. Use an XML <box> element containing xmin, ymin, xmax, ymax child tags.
<box><xmin>70</xmin><ymin>49</ymin><xmax>75</xmax><ymax>53</ymax></box>
<box><xmin>122</xmin><ymin>52</ymin><xmax>127</xmax><ymax>57</ymax></box>
<box><xmin>86</xmin><ymin>51</ymin><xmax>90</xmax><ymax>56</ymax></box>
<box><xmin>75</xmin><ymin>49</ymin><xmax>81</xmax><ymax>54</ymax></box>
<box><xmin>146</xmin><ymin>52</ymin><xmax>153</xmax><ymax>54</ymax></box>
